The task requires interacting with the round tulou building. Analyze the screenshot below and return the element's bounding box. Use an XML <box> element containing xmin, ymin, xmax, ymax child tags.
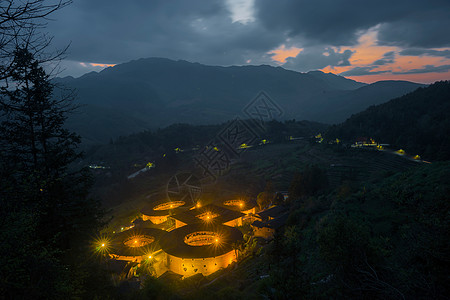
<box><xmin>114</xmin><ymin>198</ymin><xmax>248</xmax><ymax>278</ymax></box>
<box><xmin>140</xmin><ymin>198</ymin><xmax>191</xmax><ymax>225</ymax></box>
<box><xmin>160</xmin><ymin>223</ymin><xmax>243</xmax><ymax>277</ymax></box>
<box><xmin>109</xmin><ymin>227</ymin><xmax>166</xmax><ymax>262</ymax></box>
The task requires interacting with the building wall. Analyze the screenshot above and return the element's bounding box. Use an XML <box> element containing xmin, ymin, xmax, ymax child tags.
<box><xmin>252</xmin><ymin>226</ymin><xmax>275</xmax><ymax>240</ymax></box>
<box><xmin>142</xmin><ymin>214</ymin><xmax>168</xmax><ymax>224</ymax></box>
<box><xmin>166</xmin><ymin>250</ymin><xmax>236</xmax><ymax>277</ymax></box>
<box><xmin>242</xmin><ymin>207</ymin><xmax>256</xmax><ymax>215</ymax></box>
<box><xmin>242</xmin><ymin>214</ymin><xmax>259</xmax><ymax>225</ymax></box>
<box><xmin>224</xmin><ymin>217</ymin><xmax>242</xmax><ymax>227</ymax></box>
<box><xmin>110</xmin><ymin>254</ymin><xmax>143</xmax><ymax>263</ymax></box>
<box><xmin>175</xmin><ymin>219</ymin><xmax>187</xmax><ymax>228</ymax></box>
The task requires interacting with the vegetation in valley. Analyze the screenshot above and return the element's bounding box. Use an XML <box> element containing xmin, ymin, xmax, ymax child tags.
<box><xmin>326</xmin><ymin>81</ymin><xmax>450</xmax><ymax>161</ymax></box>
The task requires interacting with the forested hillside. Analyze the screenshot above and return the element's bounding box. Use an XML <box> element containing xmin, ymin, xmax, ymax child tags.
<box><xmin>276</xmin><ymin>161</ymin><xmax>450</xmax><ymax>299</ymax></box>
<box><xmin>326</xmin><ymin>81</ymin><xmax>450</xmax><ymax>160</ymax></box>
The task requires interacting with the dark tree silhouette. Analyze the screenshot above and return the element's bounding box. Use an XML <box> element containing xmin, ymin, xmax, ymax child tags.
<box><xmin>0</xmin><ymin>9</ymin><xmax>107</xmax><ymax>296</ymax></box>
<box><xmin>1</xmin><ymin>1</ymin><xmax>71</xmax><ymax>81</ymax></box>
<box><xmin>288</xmin><ymin>165</ymin><xmax>329</xmax><ymax>201</ymax></box>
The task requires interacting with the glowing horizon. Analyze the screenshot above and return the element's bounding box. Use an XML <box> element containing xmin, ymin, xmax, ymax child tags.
<box><xmin>268</xmin><ymin>27</ymin><xmax>450</xmax><ymax>84</ymax></box>
<box><xmin>79</xmin><ymin>62</ymin><xmax>116</xmax><ymax>68</ymax></box>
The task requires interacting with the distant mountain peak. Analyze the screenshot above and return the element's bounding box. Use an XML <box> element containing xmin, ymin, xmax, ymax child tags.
<box><xmin>306</xmin><ymin>69</ymin><xmax>366</xmax><ymax>90</ymax></box>
<box><xmin>60</xmin><ymin>57</ymin><xmax>423</xmax><ymax>144</ymax></box>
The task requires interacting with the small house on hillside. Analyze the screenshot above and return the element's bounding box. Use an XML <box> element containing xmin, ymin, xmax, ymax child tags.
<box><xmin>251</xmin><ymin>212</ymin><xmax>289</xmax><ymax>240</ymax></box>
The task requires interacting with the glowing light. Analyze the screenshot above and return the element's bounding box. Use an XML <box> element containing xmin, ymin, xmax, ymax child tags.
<box><xmin>184</xmin><ymin>231</ymin><xmax>220</xmax><ymax>246</ymax></box>
<box><xmin>124</xmin><ymin>235</ymin><xmax>154</xmax><ymax>248</ymax></box>
<box><xmin>196</xmin><ymin>203</ymin><xmax>201</xmax><ymax>208</ymax></box>
<box><xmin>197</xmin><ymin>211</ymin><xmax>219</xmax><ymax>221</ymax></box>
<box><xmin>154</xmin><ymin>201</ymin><xmax>185</xmax><ymax>210</ymax></box>
<box><xmin>148</xmin><ymin>255</ymin><xmax>152</xmax><ymax>259</ymax></box>
<box><xmin>94</xmin><ymin>236</ymin><xmax>111</xmax><ymax>253</ymax></box>
<box><xmin>239</xmin><ymin>143</ymin><xmax>251</xmax><ymax>149</ymax></box>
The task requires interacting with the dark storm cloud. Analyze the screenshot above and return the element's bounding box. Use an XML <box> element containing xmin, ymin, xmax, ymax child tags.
<box><xmin>373</xmin><ymin>51</ymin><xmax>395</xmax><ymax>65</ymax></box>
<box><xmin>377</xmin><ymin>8</ymin><xmax>450</xmax><ymax>48</ymax></box>
<box><xmin>43</xmin><ymin>0</ymin><xmax>450</xmax><ymax>78</ymax></box>
<box><xmin>339</xmin><ymin>66</ymin><xmax>389</xmax><ymax>76</ymax></box>
<box><xmin>283</xmin><ymin>47</ymin><xmax>353</xmax><ymax>72</ymax></box>
<box><xmin>393</xmin><ymin>65</ymin><xmax>450</xmax><ymax>75</ymax></box>
<box><xmin>256</xmin><ymin>0</ymin><xmax>450</xmax><ymax>47</ymax></box>
<box><xmin>47</xmin><ymin>0</ymin><xmax>284</xmax><ymax>65</ymax></box>
<box><xmin>399</xmin><ymin>49</ymin><xmax>450</xmax><ymax>59</ymax></box>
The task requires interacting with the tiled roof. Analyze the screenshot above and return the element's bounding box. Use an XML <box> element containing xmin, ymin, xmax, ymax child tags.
<box><xmin>160</xmin><ymin>223</ymin><xmax>243</xmax><ymax>258</ymax></box>
<box><xmin>171</xmin><ymin>204</ymin><xmax>245</xmax><ymax>225</ymax></box>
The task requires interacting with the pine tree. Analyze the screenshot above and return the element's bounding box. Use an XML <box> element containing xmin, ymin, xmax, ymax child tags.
<box><xmin>0</xmin><ymin>47</ymin><xmax>105</xmax><ymax>298</ymax></box>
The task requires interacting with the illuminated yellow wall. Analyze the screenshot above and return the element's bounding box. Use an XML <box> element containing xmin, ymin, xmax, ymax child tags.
<box><xmin>242</xmin><ymin>207</ymin><xmax>256</xmax><ymax>215</ymax></box>
<box><xmin>175</xmin><ymin>219</ymin><xmax>187</xmax><ymax>228</ymax></box>
<box><xmin>224</xmin><ymin>217</ymin><xmax>242</xmax><ymax>227</ymax></box>
<box><xmin>166</xmin><ymin>250</ymin><xmax>237</xmax><ymax>277</ymax></box>
<box><xmin>142</xmin><ymin>214</ymin><xmax>168</xmax><ymax>224</ymax></box>
<box><xmin>110</xmin><ymin>254</ymin><xmax>144</xmax><ymax>263</ymax></box>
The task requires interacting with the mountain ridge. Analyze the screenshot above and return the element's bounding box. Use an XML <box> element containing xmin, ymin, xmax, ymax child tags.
<box><xmin>58</xmin><ymin>57</ymin><xmax>424</xmax><ymax>144</ymax></box>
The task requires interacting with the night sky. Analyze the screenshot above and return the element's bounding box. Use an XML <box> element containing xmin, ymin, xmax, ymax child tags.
<box><xmin>46</xmin><ymin>0</ymin><xmax>450</xmax><ymax>83</ymax></box>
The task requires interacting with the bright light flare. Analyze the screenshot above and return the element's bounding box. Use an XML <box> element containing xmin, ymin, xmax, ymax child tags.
<box><xmin>144</xmin><ymin>253</ymin><xmax>155</xmax><ymax>264</ymax></box>
<box><xmin>93</xmin><ymin>235</ymin><xmax>112</xmax><ymax>254</ymax></box>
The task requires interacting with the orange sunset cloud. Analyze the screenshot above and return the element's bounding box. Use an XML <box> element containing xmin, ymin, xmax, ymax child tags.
<box><xmin>319</xmin><ymin>29</ymin><xmax>450</xmax><ymax>83</ymax></box>
<box><xmin>269</xmin><ymin>44</ymin><xmax>303</xmax><ymax>63</ymax></box>
<box><xmin>269</xmin><ymin>27</ymin><xmax>450</xmax><ymax>84</ymax></box>
<box><xmin>79</xmin><ymin>62</ymin><xmax>116</xmax><ymax>68</ymax></box>
<box><xmin>90</xmin><ymin>63</ymin><xmax>116</xmax><ymax>68</ymax></box>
